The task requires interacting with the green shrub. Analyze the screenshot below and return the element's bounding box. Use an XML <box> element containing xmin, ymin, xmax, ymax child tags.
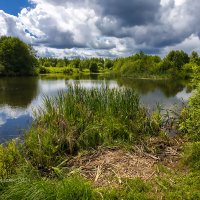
<box><xmin>182</xmin><ymin>142</ymin><xmax>200</xmax><ymax>170</ymax></box>
<box><xmin>39</xmin><ymin>66</ymin><xmax>50</xmax><ymax>74</ymax></box>
<box><xmin>89</xmin><ymin>62</ymin><xmax>99</xmax><ymax>73</ymax></box>
<box><xmin>179</xmin><ymin>84</ymin><xmax>200</xmax><ymax>141</ymax></box>
<box><xmin>0</xmin><ymin>140</ymin><xmax>22</xmax><ymax>179</ymax></box>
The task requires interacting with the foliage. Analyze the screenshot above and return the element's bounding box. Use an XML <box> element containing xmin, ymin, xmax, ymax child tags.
<box><xmin>165</xmin><ymin>50</ymin><xmax>189</xmax><ymax>70</ymax></box>
<box><xmin>179</xmin><ymin>84</ymin><xmax>200</xmax><ymax>141</ymax></box>
<box><xmin>36</xmin><ymin>49</ymin><xmax>200</xmax><ymax>79</ymax></box>
<box><xmin>89</xmin><ymin>62</ymin><xmax>99</xmax><ymax>73</ymax></box>
<box><xmin>181</xmin><ymin>63</ymin><xmax>197</xmax><ymax>79</ymax></box>
<box><xmin>190</xmin><ymin>51</ymin><xmax>200</xmax><ymax>65</ymax></box>
<box><xmin>0</xmin><ymin>63</ymin><xmax>5</xmax><ymax>74</ymax></box>
<box><xmin>39</xmin><ymin>66</ymin><xmax>50</xmax><ymax>74</ymax></box>
<box><xmin>0</xmin><ymin>36</ymin><xmax>199</xmax><ymax>78</ymax></box>
<box><xmin>157</xmin><ymin>172</ymin><xmax>200</xmax><ymax>199</ymax></box>
<box><xmin>0</xmin><ymin>141</ymin><xmax>22</xmax><ymax>179</ymax></box>
<box><xmin>182</xmin><ymin>142</ymin><xmax>200</xmax><ymax>170</ymax></box>
<box><xmin>0</xmin><ymin>36</ymin><xmax>38</xmax><ymax>75</ymax></box>
<box><xmin>178</xmin><ymin>72</ymin><xmax>200</xmax><ymax>172</ymax></box>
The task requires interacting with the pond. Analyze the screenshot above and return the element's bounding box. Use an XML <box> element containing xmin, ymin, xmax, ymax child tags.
<box><xmin>0</xmin><ymin>74</ymin><xmax>193</xmax><ymax>142</ymax></box>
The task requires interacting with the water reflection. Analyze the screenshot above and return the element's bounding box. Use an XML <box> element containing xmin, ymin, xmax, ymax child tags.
<box><xmin>0</xmin><ymin>77</ymin><xmax>38</xmax><ymax>108</ymax></box>
<box><xmin>116</xmin><ymin>78</ymin><xmax>192</xmax><ymax>97</ymax></box>
<box><xmin>66</xmin><ymin>79</ymin><xmax>118</xmax><ymax>89</ymax></box>
<box><xmin>0</xmin><ymin>74</ymin><xmax>193</xmax><ymax>142</ymax></box>
<box><xmin>116</xmin><ymin>78</ymin><xmax>192</xmax><ymax>110</ymax></box>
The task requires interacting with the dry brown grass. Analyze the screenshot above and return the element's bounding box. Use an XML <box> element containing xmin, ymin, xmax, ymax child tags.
<box><xmin>65</xmin><ymin>137</ymin><xmax>183</xmax><ymax>187</ymax></box>
<box><xmin>67</xmin><ymin>148</ymin><xmax>156</xmax><ymax>186</ymax></box>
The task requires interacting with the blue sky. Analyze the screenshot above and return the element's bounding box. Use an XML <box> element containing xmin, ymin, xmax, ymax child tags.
<box><xmin>0</xmin><ymin>0</ymin><xmax>30</xmax><ymax>16</ymax></box>
<box><xmin>0</xmin><ymin>0</ymin><xmax>200</xmax><ymax>58</ymax></box>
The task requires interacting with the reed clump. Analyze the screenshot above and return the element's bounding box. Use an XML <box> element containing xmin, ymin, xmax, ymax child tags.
<box><xmin>24</xmin><ymin>85</ymin><xmax>161</xmax><ymax>170</ymax></box>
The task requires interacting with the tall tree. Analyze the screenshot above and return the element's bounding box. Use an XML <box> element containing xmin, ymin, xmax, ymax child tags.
<box><xmin>165</xmin><ymin>50</ymin><xmax>189</xmax><ymax>70</ymax></box>
<box><xmin>0</xmin><ymin>36</ymin><xmax>38</xmax><ymax>75</ymax></box>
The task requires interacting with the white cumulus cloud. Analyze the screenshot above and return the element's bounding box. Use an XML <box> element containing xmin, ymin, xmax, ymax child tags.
<box><xmin>0</xmin><ymin>0</ymin><xmax>200</xmax><ymax>57</ymax></box>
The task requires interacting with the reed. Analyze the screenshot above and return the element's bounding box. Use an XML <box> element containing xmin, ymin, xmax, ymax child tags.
<box><xmin>24</xmin><ymin>85</ymin><xmax>161</xmax><ymax>170</ymax></box>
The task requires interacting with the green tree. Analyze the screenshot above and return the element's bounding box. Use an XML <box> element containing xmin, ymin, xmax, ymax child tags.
<box><xmin>104</xmin><ymin>59</ymin><xmax>113</xmax><ymax>69</ymax></box>
<box><xmin>89</xmin><ymin>62</ymin><xmax>99</xmax><ymax>73</ymax></box>
<box><xmin>56</xmin><ymin>59</ymin><xmax>65</xmax><ymax>68</ymax></box>
<box><xmin>0</xmin><ymin>36</ymin><xmax>38</xmax><ymax>75</ymax></box>
<box><xmin>190</xmin><ymin>51</ymin><xmax>200</xmax><ymax>65</ymax></box>
<box><xmin>165</xmin><ymin>50</ymin><xmax>189</xmax><ymax>70</ymax></box>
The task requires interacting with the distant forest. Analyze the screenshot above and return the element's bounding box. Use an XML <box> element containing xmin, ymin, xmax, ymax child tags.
<box><xmin>0</xmin><ymin>36</ymin><xmax>200</xmax><ymax>78</ymax></box>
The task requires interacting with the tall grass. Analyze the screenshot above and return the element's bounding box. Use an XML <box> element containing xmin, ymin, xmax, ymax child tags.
<box><xmin>0</xmin><ymin>176</ymin><xmax>94</xmax><ymax>200</ymax></box>
<box><xmin>24</xmin><ymin>85</ymin><xmax>161</xmax><ymax>170</ymax></box>
<box><xmin>1</xmin><ymin>175</ymin><xmax>156</xmax><ymax>200</ymax></box>
<box><xmin>0</xmin><ymin>140</ymin><xmax>22</xmax><ymax>179</ymax></box>
<box><xmin>179</xmin><ymin>83</ymin><xmax>200</xmax><ymax>170</ymax></box>
<box><xmin>179</xmin><ymin>83</ymin><xmax>200</xmax><ymax>141</ymax></box>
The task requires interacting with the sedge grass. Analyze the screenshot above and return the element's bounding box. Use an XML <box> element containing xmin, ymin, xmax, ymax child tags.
<box><xmin>23</xmin><ymin>85</ymin><xmax>161</xmax><ymax>170</ymax></box>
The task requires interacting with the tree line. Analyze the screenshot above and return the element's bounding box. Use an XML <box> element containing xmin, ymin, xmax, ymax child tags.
<box><xmin>38</xmin><ymin>50</ymin><xmax>200</xmax><ymax>78</ymax></box>
<box><xmin>0</xmin><ymin>36</ymin><xmax>200</xmax><ymax>78</ymax></box>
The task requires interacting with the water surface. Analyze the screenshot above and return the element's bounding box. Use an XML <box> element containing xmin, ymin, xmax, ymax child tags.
<box><xmin>0</xmin><ymin>74</ymin><xmax>192</xmax><ymax>142</ymax></box>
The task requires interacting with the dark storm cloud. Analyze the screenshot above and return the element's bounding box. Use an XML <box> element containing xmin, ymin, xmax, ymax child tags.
<box><xmin>2</xmin><ymin>0</ymin><xmax>200</xmax><ymax>58</ymax></box>
<box><xmin>95</xmin><ymin>0</ymin><xmax>161</xmax><ymax>38</ymax></box>
<box><xmin>37</xmin><ymin>0</ymin><xmax>161</xmax><ymax>27</ymax></box>
<box><xmin>35</xmin><ymin>31</ymin><xmax>85</xmax><ymax>49</ymax></box>
<box><xmin>131</xmin><ymin>0</ymin><xmax>200</xmax><ymax>48</ymax></box>
<box><xmin>98</xmin><ymin>0</ymin><xmax>161</xmax><ymax>26</ymax></box>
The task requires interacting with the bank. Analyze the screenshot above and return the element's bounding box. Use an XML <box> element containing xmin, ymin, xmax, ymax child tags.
<box><xmin>0</xmin><ymin>80</ymin><xmax>199</xmax><ymax>199</ymax></box>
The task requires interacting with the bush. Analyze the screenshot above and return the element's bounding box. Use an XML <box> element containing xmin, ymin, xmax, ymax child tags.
<box><xmin>179</xmin><ymin>84</ymin><xmax>200</xmax><ymax>141</ymax></box>
<box><xmin>0</xmin><ymin>141</ymin><xmax>22</xmax><ymax>179</ymax></box>
<box><xmin>181</xmin><ymin>63</ymin><xmax>196</xmax><ymax>79</ymax></box>
<box><xmin>182</xmin><ymin>142</ymin><xmax>200</xmax><ymax>170</ymax></box>
<box><xmin>89</xmin><ymin>62</ymin><xmax>99</xmax><ymax>73</ymax></box>
<box><xmin>39</xmin><ymin>66</ymin><xmax>50</xmax><ymax>74</ymax></box>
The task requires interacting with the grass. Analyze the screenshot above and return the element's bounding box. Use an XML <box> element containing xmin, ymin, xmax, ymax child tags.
<box><xmin>0</xmin><ymin>140</ymin><xmax>22</xmax><ymax>179</ymax></box>
<box><xmin>23</xmin><ymin>85</ymin><xmax>162</xmax><ymax>171</ymax></box>
<box><xmin>179</xmin><ymin>83</ymin><xmax>200</xmax><ymax>141</ymax></box>
<box><xmin>0</xmin><ymin>175</ymin><xmax>156</xmax><ymax>200</ymax></box>
<box><xmin>179</xmin><ymin>83</ymin><xmax>200</xmax><ymax>171</ymax></box>
<box><xmin>0</xmin><ymin>176</ymin><xmax>94</xmax><ymax>200</ymax></box>
<box><xmin>39</xmin><ymin>67</ymin><xmax>79</xmax><ymax>74</ymax></box>
<box><xmin>39</xmin><ymin>67</ymin><xmax>109</xmax><ymax>75</ymax></box>
<box><xmin>1</xmin><ymin>170</ymin><xmax>199</xmax><ymax>199</ymax></box>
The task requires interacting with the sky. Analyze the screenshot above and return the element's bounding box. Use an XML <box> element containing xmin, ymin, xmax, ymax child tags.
<box><xmin>0</xmin><ymin>0</ymin><xmax>200</xmax><ymax>58</ymax></box>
